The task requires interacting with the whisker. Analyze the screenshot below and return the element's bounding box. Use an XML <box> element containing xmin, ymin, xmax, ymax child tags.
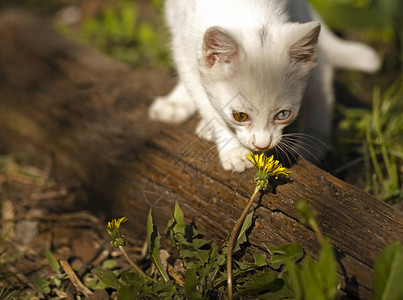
<box><xmin>274</xmin><ymin>145</ymin><xmax>287</xmax><ymax>164</ymax></box>
<box><xmin>281</xmin><ymin>138</ymin><xmax>313</xmax><ymax>157</ymax></box>
<box><xmin>272</xmin><ymin>142</ymin><xmax>294</xmax><ymax>166</ymax></box>
<box><xmin>282</xmin><ymin>136</ymin><xmax>325</xmax><ymax>156</ymax></box>
<box><xmin>275</xmin><ymin>143</ymin><xmax>294</xmax><ymax>166</ymax></box>
<box><xmin>201</xmin><ymin>143</ymin><xmax>219</xmax><ymax>168</ymax></box>
<box><xmin>282</xmin><ymin>133</ymin><xmax>332</xmax><ymax>151</ymax></box>
<box><xmin>280</xmin><ymin>139</ymin><xmax>322</xmax><ymax>165</ymax></box>
<box><xmin>281</xmin><ymin>141</ymin><xmax>315</xmax><ymax>172</ymax></box>
<box><xmin>279</xmin><ymin>140</ymin><xmax>305</xmax><ymax>161</ymax></box>
<box><xmin>270</xmin><ymin>144</ymin><xmax>282</xmax><ymax>162</ymax></box>
<box><xmin>282</xmin><ymin>134</ymin><xmax>325</xmax><ymax>148</ymax></box>
<box><xmin>281</xmin><ymin>132</ymin><xmax>332</xmax><ymax>161</ymax></box>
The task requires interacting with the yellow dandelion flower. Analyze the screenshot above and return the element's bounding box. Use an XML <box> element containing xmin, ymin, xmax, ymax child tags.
<box><xmin>107</xmin><ymin>217</ymin><xmax>128</xmax><ymax>230</ymax></box>
<box><xmin>246</xmin><ymin>152</ymin><xmax>291</xmax><ymax>190</ymax></box>
<box><xmin>106</xmin><ymin>217</ymin><xmax>128</xmax><ymax>248</ymax></box>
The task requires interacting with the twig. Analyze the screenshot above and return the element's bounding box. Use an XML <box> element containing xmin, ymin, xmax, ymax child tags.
<box><xmin>227</xmin><ymin>186</ymin><xmax>260</xmax><ymax>300</ymax></box>
<box><xmin>30</xmin><ymin>189</ymin><xmax>68</xmax><ymax>201</ymax></box>
<box><xmin>60</xmin><ymin>260</ymin><xmax>93</xmax><ymax>297</ymax></box>
<box><xmin>0</xmin><ymin>211</ymin><xmax>100</xmax><ymax>224</ymax></box>
<box><xmin>168</xmin><ymin>264</ymin><xmax>185</xmax><ymax>286</ymax></box>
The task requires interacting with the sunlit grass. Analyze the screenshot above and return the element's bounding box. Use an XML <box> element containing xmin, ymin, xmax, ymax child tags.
<box><xmin>338</xmin><ymin>77</ymin><xmax>402</xmax><ymax>202</ymax></box>
<box><xmin>56</xmin><ymin>0</ymin><xmax>171</xmax><ymax>68</ymax></box>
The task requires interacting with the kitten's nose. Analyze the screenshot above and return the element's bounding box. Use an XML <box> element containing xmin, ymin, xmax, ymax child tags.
<box><xmin>254</xmin><ymin>144</ymin><xmax>271</xmax><ymax>151</ymax></box>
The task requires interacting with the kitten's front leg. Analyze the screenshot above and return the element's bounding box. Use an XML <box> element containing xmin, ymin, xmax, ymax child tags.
<box><xmin>149</xmin><ymin>82</ymin><xmax>196</xmax><ymax>123</ymax></box>
<box><xmin>214</xmin><ymin>126</ymin><xmax>253</xmax><ymax>173</ymax></box>
<box><xmin>195</xmin><ymin>118</ymin><xmax>215</xmax><ymax>141</ymax></box>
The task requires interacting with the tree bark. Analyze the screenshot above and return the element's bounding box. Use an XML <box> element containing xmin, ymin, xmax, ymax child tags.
<box><xmin>0</xmin><ymin>10</ymin><xmax>402</xmax><ymax>299</ymax></box>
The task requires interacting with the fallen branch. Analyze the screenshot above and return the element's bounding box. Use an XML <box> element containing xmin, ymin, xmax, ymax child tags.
<box><xmin>60</xmin><ymin>260</ymin><xmax>93</xmax><ymax>297</ymax></box>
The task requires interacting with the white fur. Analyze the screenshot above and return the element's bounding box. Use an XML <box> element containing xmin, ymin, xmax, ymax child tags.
<box><xmin>149</xmin><ymin>0</ymin><xmax>380</xmax><ymax>172</ymax></box>
<box><xmin>310</xmin><ymin>7</ymin><xmax>381</xmax><ymax>73</ymax></box>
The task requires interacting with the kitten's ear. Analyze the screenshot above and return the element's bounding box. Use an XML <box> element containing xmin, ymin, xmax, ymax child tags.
<box><xmin>202</xmin><ymin>27</ymin><xmax>239</xmax><ymax>68</ymax></box>
<box><xmin>289</xmin><ymin>22</ymin><xmax>321</xmax><ymax>64</ymax></box>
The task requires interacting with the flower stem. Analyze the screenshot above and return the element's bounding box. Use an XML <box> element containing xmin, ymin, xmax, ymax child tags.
<box><xmin>227</xmin><ymin>186</ymin><xmax>260</xmax><ymax>300</ymax></box>
<box><xmin>309</xmin><ymin>219</ymin><xmax>324</xmax><ymax>245</ymax></box>
<box><xmin>119</xmin><ymin>246</ymin><xmax>148</xmax><ymax>279</ymax></box>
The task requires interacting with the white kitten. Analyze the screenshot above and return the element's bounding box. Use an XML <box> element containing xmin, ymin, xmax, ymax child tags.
<box><xmin>149</xmin><ymin>0</ymin><xmax>380</xmax><ymax>172</ymax></box>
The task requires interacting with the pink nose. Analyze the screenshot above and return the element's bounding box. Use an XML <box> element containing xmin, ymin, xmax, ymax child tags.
<box><xmin>254</xmin><ymin>144</ymin><xmax>271</xmax><ymax>151</ymax></box>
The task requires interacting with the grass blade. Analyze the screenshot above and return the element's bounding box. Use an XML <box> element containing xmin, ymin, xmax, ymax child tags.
<box><xmin>374</xmin><ymin>241</ymin><xmax>403</xmax><ymax>300</ymax></box>
<box><xmin>147</xmin><ymin>209</ymin><xmax>169</xmax><ymax>282</ymax></box>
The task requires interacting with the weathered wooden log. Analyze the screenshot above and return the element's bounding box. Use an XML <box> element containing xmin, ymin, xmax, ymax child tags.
<box><xmin>0</xmin><ymin>10</ymin><xmax>402</xmax><ymax>299</ymax></box>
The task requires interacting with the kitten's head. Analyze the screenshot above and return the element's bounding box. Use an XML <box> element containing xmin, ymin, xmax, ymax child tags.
<box><xmin>198</xmin><ymin>22</ymin><xmax>320</xmax><ymax>151</ymax></box>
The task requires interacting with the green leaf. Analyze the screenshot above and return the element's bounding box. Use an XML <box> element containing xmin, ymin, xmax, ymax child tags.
<box><xmin>317</xmin><ymin>239</ymin><xmax>337</xmax><ymax>299</ymax></box>
<box><xmin>164</xmin><ymin>203</ymin><xmax>211</xmax><ymax>270</ymax></box>
<box><xmin>374</xmin><ymin>241</ymin><xmax>403</xmax><ymax>300</ymax></box>
<box><xmin>166</xmin><ymin>202</ymin><xmax>186</xmax><ymax>243</ymax></box>
<box><xmin>238</xmin><ymin>272</ymin><xmax>284</xmax><ymax>296</ymax></box>
<box><xmin>92</xmin><ymin>268</ymin><xmax>121</xmax><ymax>289</ymax></box>
<box><xmin>45</xmin><ymin>249</ymin><xmax>61</xmax><ymax>276</ymax></box>
<box><xmin>260</xmin><ymin>278</ymin><xmax>294</xmax><ymax>300</ymax></box>
<box><xmin>254</xmin><ymin>253</ymin><xmax>269</xmax><ymax>267</ymax></box>
<box><xmin>178</xmin><ymin>249</ymin><xmax>200</xmax><ymax>260</ymax></box>
<box><xmin>216</xmin><ymin>252</ymin><xmax>226</xmax><ymax>266</ymax></box>
<box><xmin>33</xmin><ymin>278</ymin><xmax>51</xmax><ymax>294</ymax></box>
<box><xmin>119</xmin><ymin>270</ymin><xmax>183</xmax><ymax>298</ymax></box>
<box><xmin>285</xmin><ymin>239</ymin><xmax>336</xmax><ymax>300</ymax></box>
<box><xmin>268</xmin><ymin>243</ymin><xmax>304</xmax><ymax>269</ymax></box>
<box><xmin>300</xmin><ymin>256</ymin><xmax>326</xmax><ymax>300</ymax></box>
<box><xmin>236</xmin><ymin>254</ymin><xmax>271</xmax><ymax>272</ymax></box>
<box><xmin>120</xmin><ymin>271</ymin><xmax>139</xmax><ymax>286</ymax></box>
<box><xmin>84</xmin><ymin>275</ymin><xmax>108</xmax><ymax>290</ymax></box>
<box><xmin>285</xmin><ymin>260</ymin><xmax>302</xmax><ymax>300</ymax></box>
<box><xmin>52</xmin><ymin>277</ymin><xmax>62</xmax><ymax>288</ymax></box>
<box><xmin>298</xmin><ymin>239</ymin><xmax>337</xmax><ymax>300</ymax></box>
<box><xmin>147</xmin><ymin>209</ymin><xmax>170</xmax><ymax>282</ymax></box>
<box><xmin>117</xmin><ymin>285</ymin><xmax>139</xmax><ymax>300</ymax></box>
<box><xmin>192</xmin><ymin>238</ymin><xmax>209</xmax><ymax>249</ymax></box>
<box><xmin>173</xmin><ymin>202</ymin><xmax>185</xmax><ymax>226</ymax></box>
<box><xmin>233</xmin><ymin>211</ymin><xmax>254</xmax><ymax>253</ymax></box>
<box><xmin>184</xmin><ymin>268</ymin><xmax>205</xmax><ymax>300</ymax></box>
<box><xmin>102</xmin><ymin>259</ymin><xmax>117</xmax><ymax>270</ymax></box>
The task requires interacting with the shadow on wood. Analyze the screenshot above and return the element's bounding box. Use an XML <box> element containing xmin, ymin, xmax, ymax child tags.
<box><xmin>0</xmin><ymin>10</ymin><xmax>402</xmax><ymax>299</ymax></box>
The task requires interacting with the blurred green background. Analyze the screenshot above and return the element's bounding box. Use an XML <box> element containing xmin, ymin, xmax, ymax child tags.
<box><xmin>0</xmin><ymin>0</ymin><xmax>401</xmax><ymax>202</ymax></box>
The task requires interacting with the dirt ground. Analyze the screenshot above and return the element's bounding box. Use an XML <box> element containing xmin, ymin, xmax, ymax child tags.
<box><xmin>0</xmin><ymin>156</ymin><xmax>147</xmax><ymax>299</ymax></box>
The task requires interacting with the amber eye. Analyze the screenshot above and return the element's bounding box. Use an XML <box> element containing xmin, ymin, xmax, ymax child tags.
<box><xmin>275</xmin><ymin>110</ymin><xmax>292</xmax><ymax>122</ymax></box>
<box><xmin>232</xmin><ymin>111</ymin><xmax>249</xmax><ymax>122</ymax></box>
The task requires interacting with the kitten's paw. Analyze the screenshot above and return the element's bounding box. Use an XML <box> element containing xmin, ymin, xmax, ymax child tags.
<box><xmin>220</xmin><ymin>146</ymin><xmax>253</xmax><ymax>173</ymax></box>
<box><xmin>149</xmin><ymin>96</ymin><xmax>196</xmax><ymax>124</ymax></box>
<box><xmin>196</xmin><ymin>119</ymin><xmax>215</xmax><ymax>141</ymax></box>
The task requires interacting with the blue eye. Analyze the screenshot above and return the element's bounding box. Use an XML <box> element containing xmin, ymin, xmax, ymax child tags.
<box><xmin>275</xmin><ymin>110</ymin><xmax>292</xmax><ymax>122</ymax></box>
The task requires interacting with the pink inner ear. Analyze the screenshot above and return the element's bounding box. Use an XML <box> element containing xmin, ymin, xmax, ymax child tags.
<box><xmin>205</xmin><ymin>36</ymin><xmax>220</xmax><ymax>67</ymax></box>
<box><xmin>203</xmin><ymin>27</ymin><xmax>239</xmax><ymax>68</ymax></box>
<box><xmin>290</xmin><ymin>24</ymin><xmax>321</xmax><ymax>64</ymax></box>
<box><xmin>206</xmin><ymin>54</ymin><xmax>218</xmax><ymax>67</ymax></box>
